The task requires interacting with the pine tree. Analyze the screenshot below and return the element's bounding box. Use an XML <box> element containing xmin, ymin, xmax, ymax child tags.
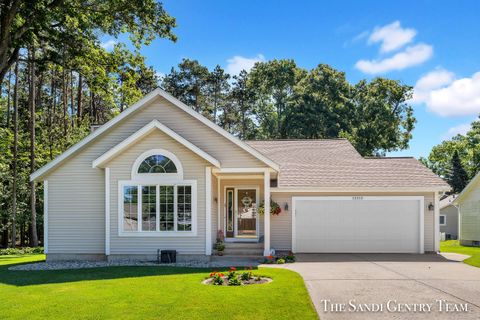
<box><xmin>447</xmin><ymin>150</ymin><xmax>469</xmax><ymax>193</ymax></box>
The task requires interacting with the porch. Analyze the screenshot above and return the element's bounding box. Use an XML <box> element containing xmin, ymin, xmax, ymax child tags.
<box><xmin>207</xmin><ymin>168</ymin><xmax>276</xmax><ymax>257</ymax></box>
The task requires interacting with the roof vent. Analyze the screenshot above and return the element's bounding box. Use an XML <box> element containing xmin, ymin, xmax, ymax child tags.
<box><xmin>90</xmin><ymin>124</ymin><xmax>102</xmax><ymax>133</ymax></box>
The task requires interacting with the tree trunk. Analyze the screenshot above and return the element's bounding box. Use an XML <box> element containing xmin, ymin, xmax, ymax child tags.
<box><xmin>77</xmin><ymin>73</ymin><xmax>83</xmax><ymax>126</ymax></box>
<box><xmin>70</xmin><ymin>70</ymin><xmax>75</xmax><ymax>128</ymax></box>
<box><xmin>5</xmin><ymin>70</ymin><xmax>12</xmax><ymax>128</ymax></box>
<box><xmin>62</xmin><ymin>68</ymin><xmax>67</xmax><ymax>138</ymax></box>
<box><xmin>48</xmin><ymin>68</ymin><xmax>56</xmax><ymax>160</ymax></box>
<box><xmin>29</xmin><ymin>46</ymin><xmax>38</xmax><ymax>247</ymax></box>
<box><xmin>11</xmin><ymin>56</ymin><xmax>19</xmax><ymax>248</ymax></box>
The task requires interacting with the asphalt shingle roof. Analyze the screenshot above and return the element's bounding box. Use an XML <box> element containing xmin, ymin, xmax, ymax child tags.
<box><xmin>246</xmin><ymin>139</ymin><xmax>449</xmax><ymax>189</ymax></box>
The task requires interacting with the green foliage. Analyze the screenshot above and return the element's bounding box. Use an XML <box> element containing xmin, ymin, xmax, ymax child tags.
<box><xmin>0</xmin><ymin>247</ymin><xmax>44</xmax><ymax>255</ymax></box>
<box><xmin>423</xmin><ymin>116</ymin><xmax>480</xmax><ymax>182</ymax></box>
<box><xmin>447</xmin><ymin>150</ymin><xmax>469</xmax><ymax>193</ymax></box>
<box><xmin>276</xmin><ymin>258</ymin><xmax>286</xmax><ymax>264</ymax></box>
<box><xmin>227</xmin><ymin>276</ymin><xmax>242</xmax><ymax>286</ymax></box>
<box><xmin>162</xmin><ymin>59</ymin><xmax>415</xmax><ymax>156</ymax></box>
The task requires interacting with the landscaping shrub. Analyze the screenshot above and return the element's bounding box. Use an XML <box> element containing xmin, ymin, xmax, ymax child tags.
<box><xmin>0</xmin><ymin>247</ymin><xmax>44</xmax><ymax>255</ymax></box>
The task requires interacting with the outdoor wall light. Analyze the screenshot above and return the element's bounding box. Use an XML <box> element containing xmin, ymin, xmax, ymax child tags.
<box><xmin>428</xmin><ymin>202</ymin><xmax>434</xmax><ymax>211</ymax></box>
<box><xmin>284</xmin><ymin>202</ymin><xmax>289</xmax><ymax>211</ymax></box>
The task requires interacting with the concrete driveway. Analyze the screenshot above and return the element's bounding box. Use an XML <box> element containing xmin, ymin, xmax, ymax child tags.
<box><xmin>279</xmin><ymin>253</ymin><xmax>480</xmax><ymax>319</ymax></box>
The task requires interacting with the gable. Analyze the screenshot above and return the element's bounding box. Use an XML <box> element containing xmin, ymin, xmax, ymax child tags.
<box><xmin>457</xmin><ymin>173</ymin><xmax>480</xmax><ymax>204</ymax></box>
<box><xmin>93</xmin><ymin>120</ymin><xmax>220</xmax><ymax>168</ymax></box>
<box><xmin>32</xmin><ymin>89</ymin><xmax>277</xmax><ymax>181</ymax></box>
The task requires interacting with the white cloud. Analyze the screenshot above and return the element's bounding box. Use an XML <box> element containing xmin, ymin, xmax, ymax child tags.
<box><xmin>101</xmin><ymin>39</ymin><xmax>117</xmax><ymax>51</ymax></box>
<box><xmin>368</xmin><ymin>21</ymin><xmax>417</xmax><ymax>53</ymax></box>
<box><xmin>443</xmin><ymin>123</ymin><xmax>471</xmax><ymax>139</ymax></box>
<box><xmin>413</xmin><ymin>70</ymin><xmax>480</xmax><ymax>117</ymax></box>
<box><xmin>225</xmin><ymin>54</ymin><xmax>265</xmax><ymax>75</ymax></box>
<box><xmin>355</xmin><ymin>43</ymin><xmax>433</xmax><ymax>74</ymax></box>
<box><xmin>411</xmin><ymin>68</ymin><xmax>455</xmax><ymax>103</ymax></box>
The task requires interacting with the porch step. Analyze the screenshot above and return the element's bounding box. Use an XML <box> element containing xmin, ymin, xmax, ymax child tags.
<box><xmin>224</xmin><ymin>242</ymin><xmax>263</xmax><ymax>249</ymax></box>
<box><xmin>222</xmin><ymin>242</ymin><xmax>264</xmax><ymax>256</ymax></box>
<box><xmin>210</xmin><ymin>255</ymin><xmax>263</xmax><ymax>266</ymax></box>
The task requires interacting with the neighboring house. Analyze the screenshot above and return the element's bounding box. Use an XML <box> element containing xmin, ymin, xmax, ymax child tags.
<box><xmin>31</xmin><ymin>89</ymin><xmax>450</xmax><ymax>261</ymax></box>
<box><xmin>454</xmin><ymin>172</ymin><xmax>480</xmax><ymax>246</ymax></box>
<box><xmin>439</xmin><ymin>195</ymin><xmax>458</xmax><ymax>240</ymax></box>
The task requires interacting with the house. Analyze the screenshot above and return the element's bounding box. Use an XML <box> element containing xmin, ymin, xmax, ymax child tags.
<box><xmin>31</xmin><ymin>89</ymin><xmax>450</xmax><ymax>261</ymax></box>
<box><xmin>454</xmin><ymin>172</ymin><xmax>480</xmax><ymax>246</ymax></box>
<box><xmin>439</xmin><ymin>195</ymin><xmax>458</xmax><ymax>240</ymax></box>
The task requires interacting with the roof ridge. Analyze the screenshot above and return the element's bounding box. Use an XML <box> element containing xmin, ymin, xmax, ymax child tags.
<box><xmin>364</xmin><ymin>156</ymin><xmax>415</xmax><ymax>159</ymax></box>
<box><xmin>246</xmin><ymin>138</ymin><xmax>349</xmax><ymax>142</ymax></box>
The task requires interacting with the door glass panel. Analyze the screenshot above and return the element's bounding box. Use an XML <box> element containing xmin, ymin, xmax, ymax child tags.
<box><xmin>226</xmin><ymin>189</ymin><xmax>234</xmax><ymax>237</ymax></box>
<box><xmin>237</xmin><ymin>189</ymin><xmax>257</xmax><ymax>236</ymax></box>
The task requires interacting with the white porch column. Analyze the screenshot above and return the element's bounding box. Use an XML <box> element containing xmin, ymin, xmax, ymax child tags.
<box><xmin>205</xmin><ymin>167</ymin><xmax>212</xmax><ymax>255</ymax></box>
<box><xmin>263</xmin><ymin>168</ymin><xmax>271</xmax><ymax>256</ymax></box>
<box><xmin>105</xmin><ymin>167</ymin><xmax>110</xmax><ymax>256</ymax></box>
<box><xmin>434</xmin><ymin>191</ymin><xmax>440</xmax><ymax>252</ymax></box>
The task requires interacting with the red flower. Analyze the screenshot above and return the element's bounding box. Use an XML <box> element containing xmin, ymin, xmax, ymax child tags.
<box><xmin>230</xmin><ymin>267</ymin><xmax>236</xmax><ymax>271</ymax></box>
<box><xmin>267</xmin><ymin>255</ymin><xmax>274</xmax><ymax>260</ymax></box>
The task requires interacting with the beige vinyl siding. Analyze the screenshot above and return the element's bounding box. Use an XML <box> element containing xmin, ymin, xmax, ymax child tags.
<box><xmin>44</xmin><ymin>96</ymin><xmax>265</xmax><ymax>255</ymax></box>
<box><xmin>107</xmin><ymin>130</ymin><xmax>208</xmax><ymax>254</ymax></box>
<box><xmin>458</xmin><ymin>179</ymin><xmax>480</xmax><ymax>242</ymax></box>
<box><xmin>218</xmin><ymin>179</ymin><xmax>264</xmax><ymax>238</ymax></box>
<box><xmin>47</xmin><ymin>162</ymin><xmax>105</xmax><ymax>253</ymax></box>
<box><xmin>271</xmin><ymin>192</ymin><xmax>435</xmax><ymax>252</ymax></box>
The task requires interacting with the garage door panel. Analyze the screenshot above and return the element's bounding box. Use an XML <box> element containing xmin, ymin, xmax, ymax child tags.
<box><xmin>294</xmin><ymin>198</ymin><xmax>421</xmax><ymax>253</ymax></box>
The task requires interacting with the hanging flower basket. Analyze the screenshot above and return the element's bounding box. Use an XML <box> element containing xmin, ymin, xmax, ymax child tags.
<box><xmin>258</xmin><ymin>200</ymin><xmax>281</xmax><ymax>215</ymax></box>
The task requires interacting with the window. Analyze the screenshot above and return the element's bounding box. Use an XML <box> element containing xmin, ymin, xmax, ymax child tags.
<box><xmin>142</xmin><ymin>186</ymin><xmax>157</xmax><ymax>231</ymax></box>
<box><xmin>159</xmin><ymin>186</ymin><xmax>174</xmax><ymax>231</ymax></box>
<box><xmin>138</xmin><ymin>155</ymin><xmax>177</xmax><ymax>173</ymax></box>
<box><xmin>123</xmin><ymin>186</ymin><xmax>138</xmax><ymax>231</ymax></box>
<box><xmin>120</xmin><ymin>182</ymin><xmax>195</xmax><ymax>235</ymax></box>
<box><xmin>439</xmin><ymin>214</ymin><xmax>446</xmax><ymax>226</ymax></box>
<box><xmin>177</xmin><ymin>186</ymin><xmax>192</xmax><ymax>231</ymax></box>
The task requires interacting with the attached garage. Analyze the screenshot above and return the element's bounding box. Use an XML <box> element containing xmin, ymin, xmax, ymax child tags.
<box><xmin>292</xmin><ymin>196</ymin><xmax>424</xmax><ymax>253</ymax></box>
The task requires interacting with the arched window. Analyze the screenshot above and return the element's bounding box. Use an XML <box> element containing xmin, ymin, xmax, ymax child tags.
<box><xmin>138</xmin><ymin>155</ymin><xmax>177</xmax><ymax>174</ymax></box>
<box><xmin>131</xmin><ymin>149</ymin><xmax>184</xmax><ymax>181</ymax></box>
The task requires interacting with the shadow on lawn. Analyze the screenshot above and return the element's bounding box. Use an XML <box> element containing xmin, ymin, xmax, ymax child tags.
<box><xmin>0</xmin><ymin>258</ymin><xmax>260</xmax><ymax>287</ymax></box>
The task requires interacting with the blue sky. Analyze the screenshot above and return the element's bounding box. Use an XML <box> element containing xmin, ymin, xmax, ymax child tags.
<box><xmin>103</xmin><ymin>0</ymin><xmax>480</xmax><ymax>158</ymax></box>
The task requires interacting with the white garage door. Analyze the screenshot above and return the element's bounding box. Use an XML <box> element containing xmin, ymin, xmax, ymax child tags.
<box><xmin>293</xmin><ymin>196</ymin><xmax>424</xmax><ymax>253</ymax></box>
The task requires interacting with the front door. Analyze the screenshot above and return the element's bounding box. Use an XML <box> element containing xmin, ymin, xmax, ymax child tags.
<box><xmin>236</xmin><ymin>189</ymin><xmax>257</xmax><ymax>237</ymax></box>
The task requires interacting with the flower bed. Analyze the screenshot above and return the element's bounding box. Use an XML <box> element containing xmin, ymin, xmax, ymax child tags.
<box><xmin>202</xmin><ymin>267</ymin><xmax>272</xmax><ymax>286</ymax></box>
<box><xmin>262</xmin><ymin>252</ymin><xmax>296</xmax><ymax>264</ymax></box>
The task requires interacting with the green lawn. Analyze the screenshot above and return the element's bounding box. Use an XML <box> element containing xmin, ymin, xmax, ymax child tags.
<box><xmin>440</xmin><ymin>240</ymin><xmax>480</xmax><ymax>268</ymax></box>
<box><xmin>0</xmin><ymin>255</ymin><xmax>317</xmax><ymax>320</ymax></box>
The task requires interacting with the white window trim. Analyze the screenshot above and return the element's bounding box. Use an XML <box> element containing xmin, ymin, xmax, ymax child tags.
<box><xmin>439</xmin><ymin>214</ymin><xmax>447</xmax><ymax>226</ymax></box>
<box><xmin>131</xmin><ymin>149</ymin><xmax>184</xmax><ymax>182</ymax></box>
<box><xmin>118</xmin><ymin>179</ymin><xmax>197</xmax><ymax>237</ymax></box>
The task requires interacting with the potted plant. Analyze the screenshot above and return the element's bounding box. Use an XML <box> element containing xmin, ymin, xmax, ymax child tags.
<box><xmin>215</xmin><ymin>241</ymin><xmax>225</xmax><ymax>256</ymax></box>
